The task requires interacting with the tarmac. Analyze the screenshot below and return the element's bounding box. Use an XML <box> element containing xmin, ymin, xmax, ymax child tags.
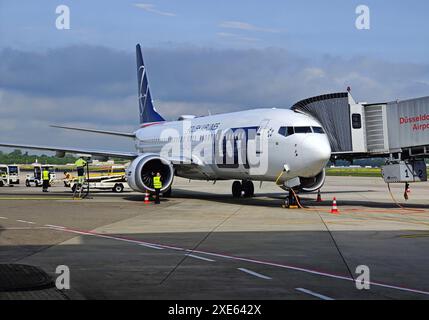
<box><xmin>1</xmin><ymin>176</ymin><xmax>429</xmax><ymax>300</ymax></box>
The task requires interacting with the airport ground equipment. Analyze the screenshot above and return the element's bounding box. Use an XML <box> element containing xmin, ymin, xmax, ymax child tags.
<box><xmin>381</xmin><ymin>159</ymin><xmax>427</xmax><ymax>183</ymax></box>
<box><xmin>70</xmin><ymin>165</ymin><xmax>128</xmax><ymax>193</ymax></box>
<box><xmin>292</xmin><ymin>92</ymin><xmax>429</xmax><ymax>185</ymax></box>
<box><xmin>25</xmin><ymin>165</ymin><xmax>56</xmax><ymax>187</ymax></box>
<box><xmin>330</xmin><ymin>198</ymin><xmax>339</xmax><ymax>214</ymax></box>
<box><xmin>0</xmin><ymin>165</ymin><xmax>20</xmax><ymax>187</ymax></box>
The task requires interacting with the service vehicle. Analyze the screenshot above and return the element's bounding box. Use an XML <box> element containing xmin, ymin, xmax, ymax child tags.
<box><xmin>25</xmin><ymin>164</ymin><xmax>56</xmax><ymax>187</ymax></box>
<box><xmin>0</xmin><ymin>164</ymin><xmax>20</xmax><ymax>187</ymax></box>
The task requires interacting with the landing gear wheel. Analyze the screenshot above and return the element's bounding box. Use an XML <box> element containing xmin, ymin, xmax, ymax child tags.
<box><xmin>162</xmin><ymin>187</ymin><xmax>172</xmax><ymax>197</ymax></box>
<box><xmin>0</xmin><ymin>181</ymin><xmax>3</xmax><ymax>187</ymax></box>
<box><xmin>232</xmin><ymin>181</ymin><xmax>242</xmax><ymax>198</ymax></box>
<box><xmin>242</xmin><ymin>180</ymin><xmax>254</xmax><ymax>198</ymax></box>
<box><xmin>283</xmin><ymin>196</ymin><xmax>290</xmax><ymax>208</ymax></box>
<box><xmin>113</xmin><ymin>183</ymin><xmax>124</xmax><ymax>193</ymax></box>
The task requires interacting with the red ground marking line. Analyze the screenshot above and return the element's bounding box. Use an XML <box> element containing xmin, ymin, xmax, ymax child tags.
<box><xmin>47</xmin><ymin>225</ymin><xmax>429</xmax><ymax>297</ymax></box>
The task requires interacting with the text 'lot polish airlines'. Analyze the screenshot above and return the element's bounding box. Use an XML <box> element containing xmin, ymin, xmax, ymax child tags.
<box><xmin>0</xmin><ymin>44</ymin><xmax>331</xmax><ymax>198</ymax></box>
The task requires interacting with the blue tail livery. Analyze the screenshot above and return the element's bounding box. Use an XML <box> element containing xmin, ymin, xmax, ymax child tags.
<box><xmin>136</xmin><ymin>44</ymin><xmax>165</xmax><ymax>124</ymax></box>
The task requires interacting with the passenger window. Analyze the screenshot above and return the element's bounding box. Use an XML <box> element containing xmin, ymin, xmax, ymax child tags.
<box><xmin>312</xmin><ymin>126</ymin><xmax>325</xmax><ymax>134</ymax></box>
<box><xmin>352</xmin><ymin>113</ymin><xmax>362</xmax><ymax>129</ymax></box>
<box><xmin>294</xmin><ymin>126</ymin><xmax>312</xmax><ymax>134</ymax></box>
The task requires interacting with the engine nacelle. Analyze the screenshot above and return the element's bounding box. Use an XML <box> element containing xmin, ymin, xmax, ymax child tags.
<box><xmin>126</xmin><ymin>154</ymin><xmax>174</xmax><ymax>192</ymax></box>
<box><xmin>299</xmin><ymin>169</ymin><xmax>326</xmax><ymax>192</ymax></box>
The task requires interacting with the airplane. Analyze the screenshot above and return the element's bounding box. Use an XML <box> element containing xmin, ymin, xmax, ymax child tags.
<box><xmin>0</xmin><ymin>44</ymin><xmax>331</xmax><ymax>202</ymax></box>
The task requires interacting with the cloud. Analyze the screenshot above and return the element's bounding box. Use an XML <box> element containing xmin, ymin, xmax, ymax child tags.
<box><xmin>134</xmin><ymin>3</ymin><xmax>176</xmax><ymax>17</ymax></box>
<box><xmin>216</xmin><ymin>32</ymin><xmax>260</xmax><ymax>43</ymax></box>
<box><xmin>219</xmin><ymin>21</ymin><xmax>280</xmax><ymax>33</ymax></box>
<box><xmin>0</xmin><ymin>46</ymin><xmax>134</xmax><ymax>98</ymax></box>
<box><xmin>1</xmin><ymin>45</ymin><xmax>429</xmax><ymax>151</ymax></box>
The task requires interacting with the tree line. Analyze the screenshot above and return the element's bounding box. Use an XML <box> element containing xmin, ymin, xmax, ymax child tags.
<box><xmin>0</xmin><ymin>150</ymin><xmax>77</xmax><ymax>165</ymax></box>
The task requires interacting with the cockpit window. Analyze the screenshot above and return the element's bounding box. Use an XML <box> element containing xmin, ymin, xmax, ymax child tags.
<box><xmin>294</xmin><ymin>126</ymin><xmax>312</xmax><ymax>134</ymax></box>
<box><xmin>278</xmin><ymin>126</ymin><xmax>294</xmax><ymax>137</ymax></box>
<box><xmin>312</xmin><ymin>126</ymin><xmax>325</xmax><ymax>134</ymax></box>
<box><xmin>278</xmin><ymin>126</ymin><xmax>324</xmax><ymax>137</ymax></box>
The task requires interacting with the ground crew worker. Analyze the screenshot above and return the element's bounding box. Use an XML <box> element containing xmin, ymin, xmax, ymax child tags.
<box><xmin>42</xmin><ymin>167</ymin><xmax>50</xmax><ymax>192</ymax></box>
<box><xmin>404</xmin><ymin>182</ymin><xmax>410</xmax><ymax>200</ymax></box>
<box><xmin>153</xmin><ymin>172</ymin><xmax>162</xmax><ymax>204</ymax></box>
<box><xmin>75</xmin><ymin>157</ymin><xmax>87</xmax><ymax>186</ymax></box>
<box><xmin>63</xmin><ymin>171</ymin><xmax>72</xmax><ymax>187</ymax></box>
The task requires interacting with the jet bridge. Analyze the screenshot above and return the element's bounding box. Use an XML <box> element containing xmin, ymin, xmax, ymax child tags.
<box><xmin>291</xmin><ymin>92</ymin><xmax>429</xmax><ymax>183</ymax></box>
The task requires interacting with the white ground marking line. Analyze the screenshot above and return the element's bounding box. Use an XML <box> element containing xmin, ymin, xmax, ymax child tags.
<box><xmin>139</xmin><ymin>243</ymin><xmax>164</xmax><ymax>250</ymax></box>
<box><xmin>296</xmin><ymin>288</ymin><xmax>334</xmax><ymax>300</ymax></box>
<box><xmin>46</xmin><ymin>226</ymin><xmax>429</xmax><ymax>297</ymax></box>
<box><xmin>238</xmin><ymin>268</ymin><xmax>272</xmax><ymax>280</ymax></box>
<box><xmin>16</xmin><ymin>220</ymin><xmax>36</xmax><ymax>224</ymax></box>
<box><xmin>0</xmin><ymin>216</ymin><xmax>7</xmax><ymax>219</ymax></box>
<box><xmin>186</xmin><ymin>254</ymin><xmax>215</xmax><ymax>262</ymax></box>
<box><xmin>44</xmin><ymin>224</ymin><xmax>65</xmax><ymax>229</ymax></box>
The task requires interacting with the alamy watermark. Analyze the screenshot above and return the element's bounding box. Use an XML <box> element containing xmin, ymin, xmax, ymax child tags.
<box><xmin>143</xmin><ymin>120</ymin><xmax>271</xmax><ymax>176</ymax></box>
<box><xmin>355</xmin><ymin>5</ymin><xmax>370</xmax><ymax>30</ymax></box>
<box><xmin>355</xmin><ymin>265</ymin><xmax>370</xmax><ymax>290</ymax></box>
<box><xmin>55</xmin><ymin>265</ymin><xmax>70</xmax><ymax>290</ymax></box>
<box><xmin>56</xmin><ymin>5</ymin><xmax>70</xmax><ymax>30</ymax></box>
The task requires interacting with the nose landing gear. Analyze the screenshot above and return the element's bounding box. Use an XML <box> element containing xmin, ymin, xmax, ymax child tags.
<box><xmin>283</xmin><ymin>189</ymin><xmax>300</xmax><ymax>209</ymax></box>
<box><xmin>231</xmin><ymin>180</ymin><xmax>255</xmax><ymax>198</ymax></box>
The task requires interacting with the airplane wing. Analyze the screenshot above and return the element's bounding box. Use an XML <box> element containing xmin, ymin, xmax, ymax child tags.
<box><xmin>50</xmin><ymin>125</ymin><xmax>135</xmax><ymax>138</ymax></box>
<box><xmin>0</xmin><ymin>142</ymin><xmax>138</xmax><ymax>159</ymax></box>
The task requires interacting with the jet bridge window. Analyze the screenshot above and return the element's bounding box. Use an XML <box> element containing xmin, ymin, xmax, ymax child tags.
<box><xmin>352</xmin><ymin>113</ymin><xmax>362</xmax><ymax>129</ymax></box>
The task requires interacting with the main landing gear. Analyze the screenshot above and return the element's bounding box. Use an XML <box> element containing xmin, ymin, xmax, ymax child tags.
<box><xmin>232</xmin><ymin>180</ymin><xmax>255</xmax><ymax>198</ymax></box>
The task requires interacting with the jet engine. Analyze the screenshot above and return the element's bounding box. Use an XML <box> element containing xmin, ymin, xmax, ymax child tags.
<box><xmin>299</xmin><ymin>169</ymin><xmax>326</xmax><ymax>192</ymax></box>
<box><xmin>126</xmin><ymin>154</ymin><xmax>174</xmax><ymax>192</ymax></box>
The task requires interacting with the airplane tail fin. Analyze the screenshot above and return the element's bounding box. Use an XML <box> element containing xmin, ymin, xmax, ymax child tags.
<box><xmin>136</xmin><ymin>44</ymin><xmax>165</xmax><ymax>124</ymax></box>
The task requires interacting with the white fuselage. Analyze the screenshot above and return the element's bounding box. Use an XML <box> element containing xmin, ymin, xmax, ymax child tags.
<box><xmin>133</xmin><ymin>108</ymin><xmax>331</xmax><ymax>183</ymax></box>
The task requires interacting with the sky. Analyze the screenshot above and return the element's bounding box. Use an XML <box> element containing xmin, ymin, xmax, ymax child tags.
<box><xmin>0</xmin><ymin>0</ymin><xmax>428</xmax><ymax>153</ymax></box>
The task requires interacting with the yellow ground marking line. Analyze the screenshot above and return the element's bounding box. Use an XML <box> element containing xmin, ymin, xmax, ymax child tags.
<box><xmin>399</xmin><ymin>233</ymin><xmax>429</xmax><ymax>238</ymax></box>
<box><xmin>362</xmin><ymin>216</ymin><xmax>429</xmax><ymax>227</ymax></box>
<box><xmin>300</xmin><ymin>207</ymin><xmax>429</xmax><ymax>227</ymax></box>
<box><xmin>324</xmin><ymin>220</ymin><xmax>362</xmax><ymax>225</ymax></box>
<box><xmin>0</xmin><ymin>197</ymin><xmax>81</xmax><ymax>200</ymax></box>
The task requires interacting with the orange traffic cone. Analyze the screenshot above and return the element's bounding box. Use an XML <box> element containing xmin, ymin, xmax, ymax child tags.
<box><xmin>316</xmin><ymin>189</ymin><xmax>323</xmax><ymax>202</ymax></box>
<box><xmin>330</xmin><ymin>197</ymin><xmax>339</xmax><ymax>214</ymax></box>
<box><xmin>144</xmin><ymin>191</ymin><xmax>150</xmax><ymax>204</ymax></box>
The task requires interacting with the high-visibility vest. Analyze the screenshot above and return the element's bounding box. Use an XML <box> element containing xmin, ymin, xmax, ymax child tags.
<box><xmin>42</xmin><ymin>170</ymin><xmax>50</xmax><ymax>181</ymax></box>
<box><xmin>153</xmin><ymin>176</ymin><xmax>162</xmax><ymax>189</ymax></box>
<box><xmin>75</xmin><ymin>158</ymin><xmax>87</xmax><ymax>168</ymax></box>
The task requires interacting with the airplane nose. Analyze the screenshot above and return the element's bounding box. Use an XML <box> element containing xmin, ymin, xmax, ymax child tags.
<box><xmin>299</xmin><ymin>135</ymin><xmax>331</xmax><ymax>175</ymax></box>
